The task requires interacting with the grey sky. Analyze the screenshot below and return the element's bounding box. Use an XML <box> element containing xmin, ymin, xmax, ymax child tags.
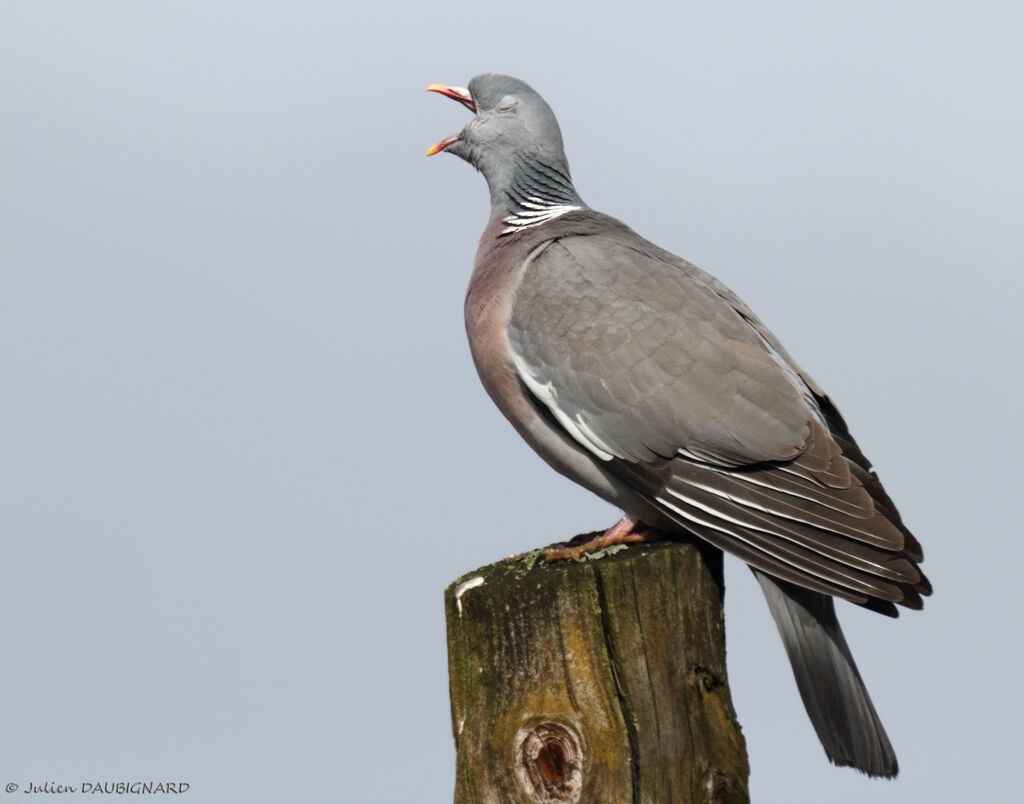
<box><xmin>3</xmin><ymin>3</ymin><xmax>1021</xmax><ymax>802</ymax></box>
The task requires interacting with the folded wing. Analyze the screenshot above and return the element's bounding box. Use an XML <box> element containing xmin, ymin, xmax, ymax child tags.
<box><xmin>507</xmin><ymin>230</ymin><xmax>929</xmax><ymax>611</ymax></box>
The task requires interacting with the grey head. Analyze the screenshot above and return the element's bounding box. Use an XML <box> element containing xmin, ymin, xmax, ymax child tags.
<box><xmin>427</xmin><ymin>74</ymin><xmax>585</xmax><ymax>221</ymax></box>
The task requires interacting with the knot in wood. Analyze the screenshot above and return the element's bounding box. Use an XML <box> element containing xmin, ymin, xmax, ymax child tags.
<box><xmin>515</xmin><ymin>721</ymin><xmax>582</xmax><ymax>803</ymax></box>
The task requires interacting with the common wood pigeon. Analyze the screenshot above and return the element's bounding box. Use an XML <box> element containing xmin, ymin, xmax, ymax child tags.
<box><xmin>427</xmin><ymin>74</ymin><xmax>929</xmax><ymax>778</ymax></box>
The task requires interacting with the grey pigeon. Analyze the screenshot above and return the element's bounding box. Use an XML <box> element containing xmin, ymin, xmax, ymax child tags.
<box><xmin>427</xmin><ymin>74</ymin><xmax>929</xmax><ymax>778</ymax></box>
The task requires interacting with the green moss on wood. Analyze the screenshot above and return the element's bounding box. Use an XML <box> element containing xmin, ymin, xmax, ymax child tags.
<box><xmin>446</xmin><ymin>540</ymin><xmax>750</xmax><ymax>803</ymax></box>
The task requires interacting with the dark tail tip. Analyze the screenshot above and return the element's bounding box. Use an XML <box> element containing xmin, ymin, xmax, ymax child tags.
<box><xmin>754</xmin><ymin>570</ymin><xmax>899</xmax><ymax>778</ymax></box>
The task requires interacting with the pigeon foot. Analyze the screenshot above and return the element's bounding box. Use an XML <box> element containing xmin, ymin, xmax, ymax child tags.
<box><xmin>544</xmin><ymin>515</ymin><xmax>659</xmax><ymax>563</ymax></box>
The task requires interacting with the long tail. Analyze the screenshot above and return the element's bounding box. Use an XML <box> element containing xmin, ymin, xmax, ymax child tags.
<box><xmin>754</xmin><ymin>569</ymin><xmax>898</xmax><ymax>777</ymax></box>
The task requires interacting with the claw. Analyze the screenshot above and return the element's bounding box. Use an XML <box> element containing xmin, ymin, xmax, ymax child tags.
<box><xmin>544</xmin><ymin>516</ymin><xmax>659</xmax><ymax>563</ymax></box>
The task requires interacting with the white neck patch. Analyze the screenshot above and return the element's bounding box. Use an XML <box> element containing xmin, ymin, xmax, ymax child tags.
<box><xmin>500</xmin><ymin>195</ymin><xmax>582</xmax><ymax>236</ymax></box>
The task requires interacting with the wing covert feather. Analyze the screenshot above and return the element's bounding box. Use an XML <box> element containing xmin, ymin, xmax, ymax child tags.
<box><xmin>508</xmin><ymin>235</ymin><xmax>812</xmax><ymax>467</ymax></box>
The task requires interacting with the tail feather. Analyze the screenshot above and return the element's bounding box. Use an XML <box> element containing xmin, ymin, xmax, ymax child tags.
<box><xmin>754</xmin><ymin>569</ymin><xmax>898</xmax><ymax>777</ymax></box>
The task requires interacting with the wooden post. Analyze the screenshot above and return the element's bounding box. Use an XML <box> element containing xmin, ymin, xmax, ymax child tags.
<box><xmin>445</xmin><ymin>539</ymin><xmax>750</xmax><ymax>804</ymax></box>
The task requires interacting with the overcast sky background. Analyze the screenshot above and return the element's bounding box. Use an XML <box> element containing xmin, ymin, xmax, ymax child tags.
<box><xmin>3</xmin><ymin>3</ymin><xmax>1021</xmax><ymax>802</ymax></box>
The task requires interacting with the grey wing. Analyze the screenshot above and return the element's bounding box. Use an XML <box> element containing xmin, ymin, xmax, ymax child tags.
<box><xmin>509</xmin><ymin>235</ymin><xmax>815</xmax><ymax>467</ymax></box>
<box><xmin>508</xmin><ymin>234</ymin><xmax>929</xmax><ymax>610</ymax></box>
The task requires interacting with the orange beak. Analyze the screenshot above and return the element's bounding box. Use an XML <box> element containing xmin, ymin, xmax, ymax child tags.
<box><xmin>426</xmin><ymin>83</ymin><xmax>477</xmax><ymax>156</ymax></box>
<box><xmin>426</xmin><ymin>133</ymin><xmax>460</xmax><ymax>157</ymax></box>
<box><xmin>425</xmin><ymin>83</ymin><xmax>476</xmax><ymax>112</ymax></box>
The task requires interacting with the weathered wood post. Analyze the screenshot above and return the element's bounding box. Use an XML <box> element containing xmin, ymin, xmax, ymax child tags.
<box><xmin>445</xmin><ymin>538</ymin><xmax>750</xmax><ymax>804</ymax></box>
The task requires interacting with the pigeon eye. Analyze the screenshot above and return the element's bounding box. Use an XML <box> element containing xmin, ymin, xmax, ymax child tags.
<box><xmin>497</xmin><ymin>96</ymin><xmax>518</xmax><ymax>112</ymax></box>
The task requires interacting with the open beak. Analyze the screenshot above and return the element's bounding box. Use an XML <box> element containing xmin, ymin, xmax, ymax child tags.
<box><xmin>425</xmin><ymin>83</ymin><xmax>476</xmax><ymax>156</ymax></box>
<box><xmin>426</xmin><ymin>84</ymin><xmax>476</xmax><ymax>112</ymax></box>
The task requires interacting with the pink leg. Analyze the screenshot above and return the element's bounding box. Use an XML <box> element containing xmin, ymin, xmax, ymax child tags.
<box><xmin>544</xmin><ymin>515</ymin><xmax>660</xmax><ymax>563</ymax></box>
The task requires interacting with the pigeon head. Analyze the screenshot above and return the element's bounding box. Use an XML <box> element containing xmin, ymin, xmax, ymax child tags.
<box><xmin>427</xmin><ymin>74</ymin><xmax>582</xmax><ymax>214</ymax></box>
